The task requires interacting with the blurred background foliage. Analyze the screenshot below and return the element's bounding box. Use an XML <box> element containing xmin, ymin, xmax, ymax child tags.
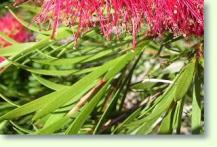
<box><xmin>0</xmin><ymin>1</ymin><xmax>204</xmax><ymax>135</ymax></box>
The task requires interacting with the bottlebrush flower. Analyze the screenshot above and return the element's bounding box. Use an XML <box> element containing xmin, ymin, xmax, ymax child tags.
<box><xmin>34</xmin><ymin>0</ymin><xmax>204</xmax><ymax>47</ymax></box>
<box><xmin>0</xmin><ymin>14</ymin><xmax>30</xmax><ymax>62</ymax></box>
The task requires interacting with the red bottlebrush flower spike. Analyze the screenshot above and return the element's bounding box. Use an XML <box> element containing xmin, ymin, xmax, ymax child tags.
<box><xmin>34</xmin><ymin>0</ymin><xmax>204</xmax><ymax>47</ymax></box>
<box><xmin>0</xmin><ymin>14</ymin><xmax>30</xmax><ymax>62</ymax></box>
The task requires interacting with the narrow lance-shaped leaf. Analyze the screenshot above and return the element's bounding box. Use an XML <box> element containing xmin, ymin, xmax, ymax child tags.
<box><xmin>172</xmin><ymin>99</ymin><xmax>185</xmax><ymax>134</ymax></box>
<box><xmin>32</xmin><ymin>74</ymin><xmax>69</xmax><ymax>91</ymax></box>
<box><xmin>192</xmin><ymin>62</ymin><xmax>202</xmax><ymax>134</ymax></box>
<box><xmin>159</xmin><ymin>103</ymin><xmax>176</xmax><ymax>134</ymax></box>
<box><xmin>174</xmin><ymin>60</ymin><xmax>196</xmax><ymax>101</ymax></box>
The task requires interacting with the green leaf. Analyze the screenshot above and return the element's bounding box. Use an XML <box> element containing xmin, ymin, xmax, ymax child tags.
<box><xmin>93</xmin><ymin>88</ymin><xmax>120</xmax><ymax>134</ymax></box>
<box><xmin>142</xmin><ymin>85</ymin><xmax>176</xmax><ymax>121</ymax></box>
<box><xmin>33</xmin><ymin>56</ymin><xmax>90</xmax><ymax>66</ymax></box>
<box><xmin>27</xmin><ymin>68</ymin><xmax>77</xmax><ymax>76</ymax></box>
<box><xmin>192</xmin><ymin>63</ymin><xmax>202</xmax><ymax>134</ymax></box>
<box><xmin>36</xmin><ymin>116</ymin><xmax>71</xmax><ymax>135</ymax></box>
<box><xmin>0</xmin><ymin>42</ymin><xmax>37</xmax><ymax>57</ymax></box>
<box><xmin>0</xmin><ymin>92</ymin><xmax>56</xmax><ymax>121</ymax></box>
<box><xmin>42</xmin><ymin>113</ymin><xmax>66</xmax><ymax>128</ymax></box>
<box><xmin>12</xmin><ymin>59</ymin><xmax>98</xmax><ymax>76</ymax></box>
<box><xmin>35</xmin><ymin>49</ymin><xmax>57</xmax><ymax>60</ymax></box>
<box><xmin>174</xmin><ymin>61</ymin><xmax>195</xmax><ymax>101</ymax></box>
<box><xmin>172</xmin><ymin>99</ymin><xmax>185</xmax><ymax>133</ymax></box>
<box><xmin>10</xmin><ymin>121</ymin><xmax>33</xmax><ymax>134</ymax></box>
<box><xmin>159</xmin><ymin>104</ymin><xmax>175</xmax><ymax>134</ymax></box>
<box><xmin>85</xmin><ymin>50</ymin><xmax>113</xmax><ymax>62</ymax></box>
<box><xmin>9</xmin><ymin>9</ymin><xmax>50</xmax><ymax>35</ymax></box>
<box><xmin>0</xmin><ymin>32</ymin><xmax>18</xmax><ymax>45</ymax></box>
<box><xmin>0</xmin><ymin>92</ymin><xmax>20</xmax><ymax>107</ymax></box>
<box><xmin>32</xmin><ymin>74</ymin><xmax>69</xmax><ymax>91</ymax></box>
<box><xmin>104</xmin><ymin>52</ymin><xmax>133</xmax><ymax>80</ymax></box>
<box><xmin>33</xmin><ymin>50</ymin><xmax>113</xmax><ymax>66</ymax></box>
<box><xmin>130</xmin><ymin>119</ymin><xmax>157</xmax><ymax>135</ymax></box>
<box><xmin>20</xmin><ymin>4</ymin><xmax>41</xmax><ymax>14</ymax></box>
<box><xmin>35</xmin><ymin>92</ymin><xmax>93</xmax><ymax>134</ymax></box>
<box><xmin>35</xmin><ymin>83</ymin><xmax>97</xmax><ymax>134</ymax></box>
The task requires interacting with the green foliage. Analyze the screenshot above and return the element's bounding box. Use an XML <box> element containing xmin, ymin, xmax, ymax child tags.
<box><xmin>0</xmin><ymin>5</ymin><xmax>204</xmax><ymax>135</ymax></box>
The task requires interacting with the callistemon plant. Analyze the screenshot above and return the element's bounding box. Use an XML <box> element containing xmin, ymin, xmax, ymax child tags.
<box><xmin>34</xmin><ymin>0</ymin><xmax>204</xmax><ymax>47</ymax></box>
<box><xmin>0</xmin><ymin>14</ymin><xmax>30</xmax><ymax>62</ymax></box>
<box><xmin>0</xmin><ymin>0</ymin><xmax>204</xmax><ymax>135</ymax></box>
